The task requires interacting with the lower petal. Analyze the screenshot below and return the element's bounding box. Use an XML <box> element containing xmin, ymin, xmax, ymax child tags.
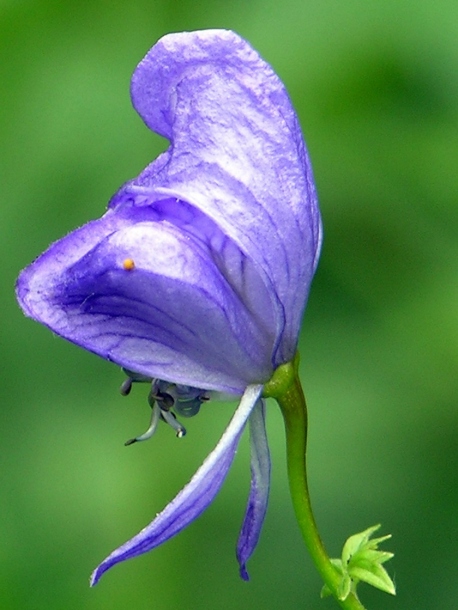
<box><xmin>90</xmin><ymin>384</ymin><xmax>263</xmax><ymax>586</ymax></box>
<box><xmin>236</xmin><ymin>399</ymin><xmax>271</xmax><ymax>580</ymax></box>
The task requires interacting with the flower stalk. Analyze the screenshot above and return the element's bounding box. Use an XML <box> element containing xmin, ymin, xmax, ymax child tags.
<box><xmin>264</xmin><ymin>355</ymin><xmax>366</xmax><ymax>610</ymax></box>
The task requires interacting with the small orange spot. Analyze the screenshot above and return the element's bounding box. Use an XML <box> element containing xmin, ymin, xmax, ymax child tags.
<box><xmin>122</xmin><ymin>258</ymin><xmax>135</xmax><ymax>271</ymax></box>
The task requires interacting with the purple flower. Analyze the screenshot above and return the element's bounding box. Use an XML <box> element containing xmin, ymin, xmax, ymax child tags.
<box><xmin>16</xmin><ymin>29</ymin><xmax>322</xmax><ymax>584</ymax></box>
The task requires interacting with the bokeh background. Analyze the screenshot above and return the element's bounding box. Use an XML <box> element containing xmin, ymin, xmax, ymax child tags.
<box><xmin>1</xmin><ymin>1</ymin><xmax>457</xmax><ymax>609</ymax></box>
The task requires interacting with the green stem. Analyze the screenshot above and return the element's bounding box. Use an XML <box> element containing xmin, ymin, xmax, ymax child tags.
<box><xmin>264</xmin><ymin>356</ymin><xmax>365</xmax><ymax>610</ymax></box>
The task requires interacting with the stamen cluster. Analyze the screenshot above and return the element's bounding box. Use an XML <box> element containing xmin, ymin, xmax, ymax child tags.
<box><xmin>120</xmin><ymin>369</ymin><xmax>209</xmax><ymax>442</ymax></box>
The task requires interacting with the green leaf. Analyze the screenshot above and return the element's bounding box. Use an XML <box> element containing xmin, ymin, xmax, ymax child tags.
<box><xmin>337</xmin><ymin>573</ymin><xmax>352</xmax><ymax>601</ymax></box>
<box><xmin>351</xmin><ymin>563</ymin><xmax>396</xmax><ymax>596</ymax></box>
<box><xmin>330</xmin><ymin>558</ymin><xmax>344</xmax><ymax>573</ymax></box>
<box><xmin>320</xmin><ymin>583</ymin><xmax>332</xmax><ymax>599</ymax></box>
<box><xmin>327</xmin><ymin>524</ymin><xmax>396</xmax><ymax>600</ymax></box>
<box><xmin>367</xmin><ymin>534</ymin><xmax>393</xmax><ymax>549</ymax></box>
<box><xmin>360</xmin><ymin>549</ymin><xmax>394</xmax><ymax>564</ymax></box>
<box><xmin>342</xmin><ymin>524</ymin><xmax>381</xmax><ymax>565</ymax></box>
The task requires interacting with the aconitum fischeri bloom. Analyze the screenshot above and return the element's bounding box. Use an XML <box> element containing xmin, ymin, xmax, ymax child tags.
<box><xmin>16</xmin><ymin>29</ymin><xmax>322</xmax><ymax>585</ymax></box>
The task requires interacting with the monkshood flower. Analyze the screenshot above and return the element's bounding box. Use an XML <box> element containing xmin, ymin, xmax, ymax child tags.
<box><xmin>16</xmin><ymin>30</ymin><xmax>322</xmax><ymax>585</ymax></box>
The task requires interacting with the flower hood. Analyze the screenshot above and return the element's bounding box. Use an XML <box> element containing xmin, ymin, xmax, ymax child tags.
<box><xmin>17</xmin><ymin>29</ymin><xmax>321</xmax><ymax>395</ymax></box>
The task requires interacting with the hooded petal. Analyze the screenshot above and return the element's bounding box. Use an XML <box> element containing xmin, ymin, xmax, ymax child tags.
<box><xmin>122</xmin><ymin>29</ymin><xmax>322</xmax><ymax>364</ymax></box>
<box><xmin>90</xmin><ymin>384</ymin><xmax>263</xmax><ymax>586</ymax></box>
<box><xmin>16</xmin><ymin>205</ymin><xmax>274</xmax><ymax>393</ymax></box>
<box><xmin>236</xmin><ymin>399</ymin><xmax>270</xmax><ymax>580</ymax></box>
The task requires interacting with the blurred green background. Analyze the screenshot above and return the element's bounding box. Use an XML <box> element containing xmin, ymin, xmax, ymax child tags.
<box><xmin>1</xmin><ymin>1</ymin><xmax>457</xmax><ymax>609</ymax></box>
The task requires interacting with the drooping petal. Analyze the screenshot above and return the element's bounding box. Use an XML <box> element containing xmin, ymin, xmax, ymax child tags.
<box><xmin>236</xmin><ymin>398</ymin><xmax>271</xmax><ymax>580</ymax></box>
<box><xmin>16</xmin><ymin>205</ymin><xmax>274</xmax><ymax>393</ymax></box>
<box><xmin>125</xmin><ymin>29</ymin><xmax>322</xmax><ymax>363</ymax></box>
<box><xmin>90</xmin><ymin>384</ymin><xmax>263</xmax><ymax>586</ymax></box>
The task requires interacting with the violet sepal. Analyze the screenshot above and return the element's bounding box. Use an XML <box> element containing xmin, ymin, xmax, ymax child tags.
<box><xmin>90</xmin><ymin>384</ymin><xmax>263</xmax><ymax>585</ymax></box>
<box><xmin>236</xmin><ymin>398</ymin><xmax>271</xmax><ymax>580</ymax></box>
<box><xmin>116</xmin><ymin>28</ymin><xmax>322</xmax><ymax>364</ymax></box>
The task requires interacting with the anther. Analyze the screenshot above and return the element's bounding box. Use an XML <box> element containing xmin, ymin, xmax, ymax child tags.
<box><xmin>120</xmin><ymin>378</ymin><xmax>133</xmax><ymax>396</ymax></box>
<box><xmin>122</xmin><ymin>258</ymin><xmax>135</xmax><ymax>271</ymax></box>
<box><xmin>161</xmin><ymin>409</ymin><xmax>187</xmax><ymax>438</ymax></box>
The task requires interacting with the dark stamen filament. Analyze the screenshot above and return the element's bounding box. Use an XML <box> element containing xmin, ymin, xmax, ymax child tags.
<box><xmin>124</xmin><ymin>403</ymin><xmax>161</xmax><ymax>446</ymax></box>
